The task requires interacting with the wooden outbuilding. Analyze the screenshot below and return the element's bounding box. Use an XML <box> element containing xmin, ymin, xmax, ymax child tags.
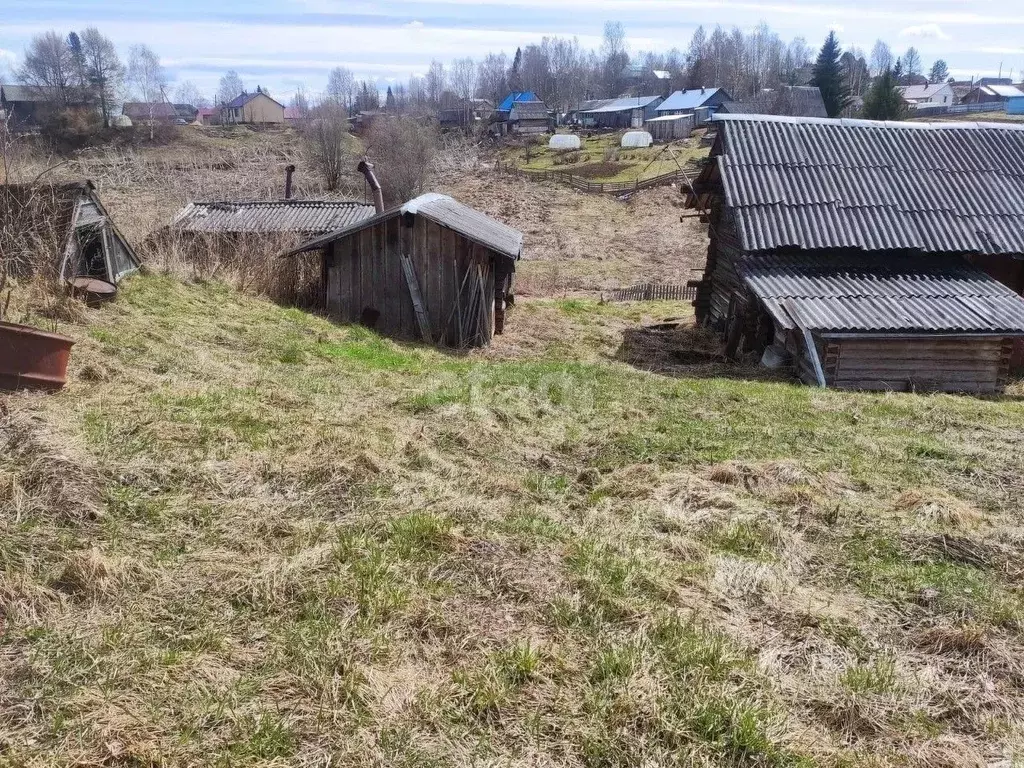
<box><xmin>686</xmin><ymin>114</ymin><xmax>1024</xmax><ymax>393</ymax></box>
<box><xmin>1</xmin><ymin>180</ymin><xmax>139</xmax><ymax>286</ymax></box>
<box><xmin>283</xmin><ymin>193</ymin><xmax>523</xmax><ymax>348</ymax></box>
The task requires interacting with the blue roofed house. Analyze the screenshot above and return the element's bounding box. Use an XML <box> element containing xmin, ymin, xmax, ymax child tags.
<box><xmin>656</xmin><ymin>87</ymin><xmax>732</xmax><ymax>126</ymax></box>
<box><xmin>491</xmin><ymin>92</ymin><xmax>551</xmax><ymax>136</ymax></box>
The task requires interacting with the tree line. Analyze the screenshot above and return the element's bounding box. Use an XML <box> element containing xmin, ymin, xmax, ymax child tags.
<box><xmin>12</xmin><ymin>21</ymin><xmax>959</xmax><ymax>126</ymax></box>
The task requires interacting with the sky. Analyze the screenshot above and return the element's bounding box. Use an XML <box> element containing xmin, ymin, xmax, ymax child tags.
<box><xmin>2</xmin><ymin>0</ymin><xmax>1023</xmax><ymax>103</ymax></box>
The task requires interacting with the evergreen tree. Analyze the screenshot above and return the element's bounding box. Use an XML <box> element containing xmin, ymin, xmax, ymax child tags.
<box><xmin>810</xmin><ymin>31</ymin><xmax>851</xmax><ymax>117</ymax></box>
<box><xmin>861</xmin><ymin>67</ymin><xmax>907</xmax><ymax>121</ymax></box>
<box><xmin>385</xmin><ymin>86</ymin><xmax>396</xmax><ymax>111</ymax></box>
<box><xmin>509</xmin><ymin>47</ymin><xmax>523</xmax><ymax>92</ymax></box>
<box><xmin>928</xmin><ymin>59</ymin><xmax>949</xmax><ymax>84</ymax></box>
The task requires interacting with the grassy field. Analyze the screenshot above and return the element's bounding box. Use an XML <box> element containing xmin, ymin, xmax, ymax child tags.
<box><xmin>2</xmin><ymin>274</ymin><xmax>1024</xmax><ymax>766</ymax></box>
<box><xmin>499</xmin><ymin>131</ymin><xmax>708</xmax><ymax>183</ymax></box>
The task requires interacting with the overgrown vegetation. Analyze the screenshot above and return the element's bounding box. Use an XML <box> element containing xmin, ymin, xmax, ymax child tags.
<box><xmin>1</xmin><ymin>275</ymin><xmax>1023</xmax><ymax>766</ymax></box>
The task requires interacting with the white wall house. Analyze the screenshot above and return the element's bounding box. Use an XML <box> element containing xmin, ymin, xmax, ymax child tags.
<box><xmin>898</xmin><ymin>83</ymin><xmax>956</xmax><ymax>108</ymax></box>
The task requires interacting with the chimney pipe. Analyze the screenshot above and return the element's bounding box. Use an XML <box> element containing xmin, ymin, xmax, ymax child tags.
<box><xmin>357</xmin><ymin>160</ymin><xmax>384</xmax><ymax>214</ymax></box>
<box><xmin>284</xmin><ymin>164</ymin><xmax>295</xmax><ymax>200</ymax></box>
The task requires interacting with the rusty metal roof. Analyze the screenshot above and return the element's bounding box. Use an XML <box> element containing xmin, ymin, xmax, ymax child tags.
<box><xmin>691</xmin><ymin>114</ymin><xmax>1024</xmax><ymax>256</ymax></box>
<box><xmin>741</xmin><ymin>254</ymin><xmax>1024</xmax><ymax>334</ymax></box>
<box><xmin>283</xmin><ymin>194</ymin><xmax>523</xmax><ymax>260</ymax></box>
<box><xmin>170</xmin><ymin>200</ymin><xmax>377</xmax><ymax>235</ymax></box>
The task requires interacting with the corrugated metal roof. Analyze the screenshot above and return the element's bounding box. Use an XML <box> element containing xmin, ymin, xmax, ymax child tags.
<box><xmin>497</xmin><ymin>92</ymin><xmax>541</xmax><ymax>111</ymax></box>
<box><xmin>170</xmin><ymin>200</ymin><xmax>377</xmax><ymax>235</ymax></box>
<box><xmin>741</xmin><ymin>254</ymin><xmax>1024</xmax><ymax>334</ymax></box>
<box><xmin>1</xmin><ymin>84</ymin><xmax>60</xmax><ymax>103</ymax></box>
<box><xmin>983</xmin><ymin>84</ymin><xmax>1024</xmax><ymax>98</ymax></box>
<box><xmin>691</xmin><ymin>114</ymin><xmax>1024</xmax><ymax>256</ymax></box>
<box><xmin>657</xmin><ymin>88</ymin><xmax>722</xmax><ymax>112</ymax></box>
<box><xmin>719</xmin><ymin>87</ymin><xmax>828</xmax><ymax>118</ymax></box>
<box><xmin>581</xmin><ymin>95</ymin><xmax>662</xmax><ymax>113</ymax></box>
<box><xmin>283</xmin><ymin>194</ymin><xmax>523</xmax><ymax>260</ymax></box>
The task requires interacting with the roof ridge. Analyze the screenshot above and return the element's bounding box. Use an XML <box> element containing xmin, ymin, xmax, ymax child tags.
<box><xmin>714</xmin><ymin>113</ymin><xmax>1024</xmax><ymax>131</ymax></box>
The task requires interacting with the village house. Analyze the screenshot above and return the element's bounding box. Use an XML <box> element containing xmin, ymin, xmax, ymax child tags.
<box><xmin>438</xmin><ymin>99</ymin><xmax>493</xmax><ymax>130</ymax></box>
<box><xmin>576</xmin><ymin>95</ymin><xmax>663</xmax><ymax>130</ymax></box>
<box><xmin>686</xmin><ymin>114</ymin><xmax>1024</xmax><ymax>393</ymax></box>
<box><xmin>0</xmin><ymin>84</ymin><xmax>61</xmax><ymax>131</ymax></box>
<box><xmin>220</xmin><ymin>88</ymin><xmax>286</xmax><ymax>125</ymax></box>
<box><xmin>282</xmin><ymin>165</ymin><xmax>523</xmax><ymax>348</ymax></box>
<box><xmin>718</xmin><ymin>86</ymin><xmax>828</xmax><ymax>118</ymax></box>
<box><xmin>962</xmin><ymin>84</ymin><xmax>1024</xmax><ymax>110</ymax></box>
<box><xmin>897</xmin><ymin>83</ymin><xmax>956</xmax><ymax>109</ymax></box>
<box><xmin>122</xmin><ymin>102</ymin><xmax>177</xmax><ymax>125</ymax></box>
<box><xmin>491</xmin><ymin>92</ymin><xmax>552</xmax><ymax>136</ymax></box>
<box><xmin>656</xmin><ymin>87</ymin><xmax>732</xmax><ymax>126</ymax></box>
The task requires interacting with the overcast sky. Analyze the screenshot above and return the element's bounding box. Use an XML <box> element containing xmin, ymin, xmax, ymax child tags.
<box><xmin>2</xmin><ymin>0</ymin><xmax>1023</xmax><ymax>102</ymax></box>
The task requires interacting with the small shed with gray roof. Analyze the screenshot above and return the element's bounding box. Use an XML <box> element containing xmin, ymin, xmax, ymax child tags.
<box><xmin>685</xmin><ymin>114</ymin><xmax>1024</xmax><ymax>392</ymax></box>
<box><xmin>283</xmin><ymin>193</ymin><xmax>523</xmax><ymax>348</ymax></box>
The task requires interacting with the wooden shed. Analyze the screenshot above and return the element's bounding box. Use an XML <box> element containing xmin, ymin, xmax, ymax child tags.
<box><xmin>686</xmin><ymin>114</ymin><xmax>1024</xmax><ymax>393</ymax></box>
<box><xmin>1</xmin><ymin>180</ymin><xmax>139</xmax><ymax>286</ymax></box>
<box><xmin>283</xmin><ymin>194</ymin><xmax>523</xmax><ymax>348</ymax></box>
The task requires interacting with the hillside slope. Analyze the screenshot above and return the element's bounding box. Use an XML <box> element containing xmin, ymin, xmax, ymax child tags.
<box><xmin>2</xmin><ymin>276</ymin><xmax>1024</xmax><ymax>766</ymax></box>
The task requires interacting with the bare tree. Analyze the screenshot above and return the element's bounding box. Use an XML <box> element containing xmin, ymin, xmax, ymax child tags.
<box><xmin>127</xmin><ymin>44</ymin><xmax>168</xmax><ymax>139</ymax></box>
<box><xmin>601</xmin><ymin>21</ymin><xmax>629</xmax><ymax>97</ymax></box>
<box><xmin>302</xmin><ymin>100</ymin><xmax>353</xmax><ymax>191</ymax></box>
<box><xmin>902</xmin><ymin>47</ymin><xmax>923</xmax><ymax>82</ymax></box>
<box><xmin>291</xmin><ymin>86</ymin><xmax>310</xmax><ymax>118</ymax></box>
<box><xmin>425</xmin><ymin>61</ymin><xmax>446</xmax><ymax>107</ymax></box>
<box><xmin>870</xmin><ymin>40</ymin><xmax>894</xmax><ymax>77</ymax></box>
<box><xmin>19</xmin><ymin>31</ymin><xmax>73</xmax><ymax>106</ymax></box>
<box><xmin>80</xmin><ymin>27</ymin><xmax>123</xmax><ymax>127</ymax></box>
<box><xmin>365</xmin><ymin>116</ymin><xmax>438</xmax><ymax>205</ymax></box>
<box><xmin>218</xmin><ymin>70</ymin><xmax>244</xmax><ymax>105</ymax></box>
<box><xmin>477</xmin><ymin>53</ymin><xmax>509</xmax><ymax>105</ymax></box>
<box><xmin>326</xmin><ymin>66</ymin><xmax>355</xmax><ymax>112</ymax></box>
<box><xmin>175</xmin><ymin>81</ymin><xmax>206</xmax><ymax>108</ymax></box>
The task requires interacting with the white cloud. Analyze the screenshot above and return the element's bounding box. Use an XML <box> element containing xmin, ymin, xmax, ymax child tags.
<box><xmin>403</xmin><ymin>20</ymin><xmax>425</xmax><ymax>28</ymax></box>
<box><xmin>899</xmin><ymin>23</ymin><xmax>951</xmax><ymax>40</ymax></box>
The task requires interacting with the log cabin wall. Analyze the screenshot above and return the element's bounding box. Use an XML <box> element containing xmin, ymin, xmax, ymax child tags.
<box><xmin>324</xmin><ymin>213</ymin><xmax>499</xmax><ymax>347</ymax></box>
<box><xmin>825</xmin><ymin>337</ymin><xmax>1011</xmax><ymax>393</ymax></box>
<box><xmin>696</xmin><ymin>205</ymin><xmax>746</xmax><ymax>330</ymax></box>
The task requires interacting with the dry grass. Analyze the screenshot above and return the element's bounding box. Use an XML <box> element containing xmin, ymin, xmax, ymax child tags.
<box><xmin>441</xmin><ymin>173</ymin><xmax>707</xmax><ymax>296</ymax></box>
<box><xmin>1</xmin><ymin>275</ymin><xmax>1023</xmax><ymax>766</ymax></box>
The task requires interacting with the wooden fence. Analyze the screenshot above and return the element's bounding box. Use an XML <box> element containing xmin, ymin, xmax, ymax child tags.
<box><xmin>610</xmin><ymin>283</ymin><xmax>698</xmax><ymax>302</ymax></box>
<box><xmin>494</xmin><ymin>161</ymin><xmax>700</xmax><ymax>195</ymax></box>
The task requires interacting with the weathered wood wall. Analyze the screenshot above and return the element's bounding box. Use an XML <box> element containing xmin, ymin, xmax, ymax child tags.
<box><xmin>825</xmin><ymin>337</ymin><xmax>1011</xmax><ymax>393</ymax></box>
<box><xmin>325</xmin><ymin>214</ymin><xmax>499</xmax><ymax>347</ymax></box>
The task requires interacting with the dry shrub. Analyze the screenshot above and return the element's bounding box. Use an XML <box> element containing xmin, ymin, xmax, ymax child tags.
<box><xmin>143</xmin><ymin>229</ymin><xmax>321</xmax><ymax>308</ymax></box>
<box><xmin>302</xmin><ymin>101</ymin><xmax>355</xmax><ymax>191</ymax></box>
<box><xmin>365</xmin><ymin>116</ymin><xmax>439</xmax><ymax>206</ymax></box>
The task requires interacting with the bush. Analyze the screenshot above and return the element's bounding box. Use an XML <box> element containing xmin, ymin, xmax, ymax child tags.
<box><xmin>365</xmin><ymin>116</ymin><xmax>439</xmax><ymax>206</ymax></box>
<box><xmin>40</xmin><ymin>108</ymin><xmax>105</xmax><ymax>152</ymax></box>
<box><xmin>302</xmin><ymin>101</ymin><xmax>354</xmax><ymax>192</ymax></box>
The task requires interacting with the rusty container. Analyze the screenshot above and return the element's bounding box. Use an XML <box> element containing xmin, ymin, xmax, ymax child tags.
<box><xmin>0</xmin><ymin>321</ymin><xmax>75</xmax><ymax>391</ymax></box>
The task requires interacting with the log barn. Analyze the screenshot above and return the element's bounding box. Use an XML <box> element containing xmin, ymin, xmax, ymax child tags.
<box><xmin>686</xmin><ymin>114</ymin><xmax>1024</xmax><ymax>393</ymax></box>
<box><xmin>283</xmin><ymin>193</ymin><xmax>523</xmax><ymax>348</ymax></box>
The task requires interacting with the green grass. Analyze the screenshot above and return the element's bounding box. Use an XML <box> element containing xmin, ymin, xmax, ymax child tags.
<box><xmin>2</xmin><ymin>274</ymin><xmax>1024</xmax><ymax>765</ymax></box>
<box><xmin>502</xmin><ymin>130</ymin><xmax>709</xmax><ymax>182</ymax></box>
